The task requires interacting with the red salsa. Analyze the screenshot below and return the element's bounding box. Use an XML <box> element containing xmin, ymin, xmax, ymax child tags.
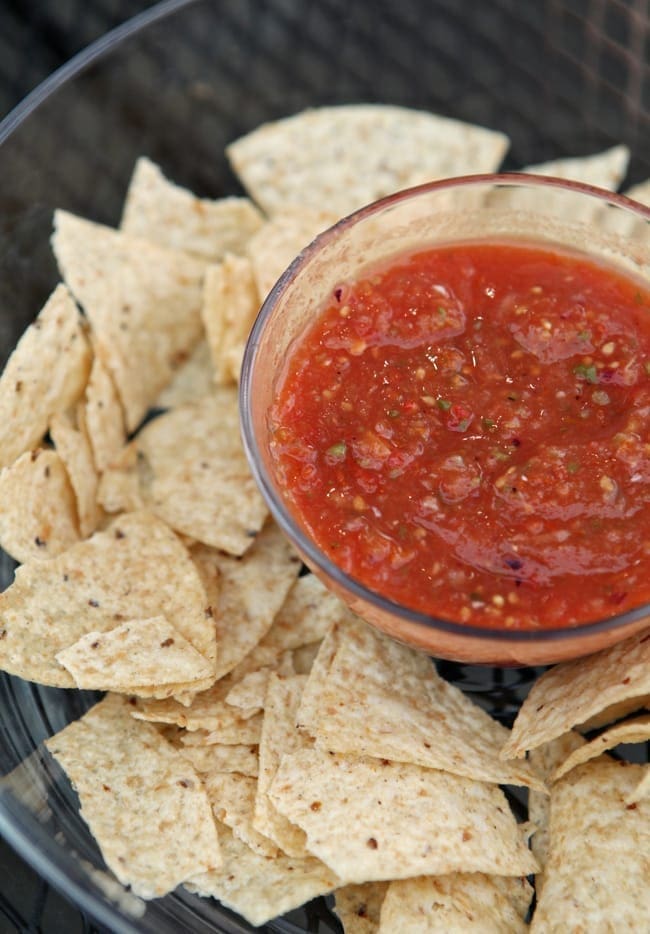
<box><xmin>269</xmin><ymin>242</ymin><xmax>650</xmax><ymax>630</ymax></box>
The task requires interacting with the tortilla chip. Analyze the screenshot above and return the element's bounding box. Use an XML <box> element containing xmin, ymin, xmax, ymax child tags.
<box><xmin>269</xmin><ymin>748</ymin><xmax>538</xmax><ymax>882</ymax></box>
<box><xmin>83</xmin><ymin>356</ymin><xmax>127</xmax><ymax>472</ymax></box>
<box><xmin>131</xmin><ymin>677</ymin><xmax>260</xmax><ymax>733</ymax></box>
<box><xmin>0</xmin><ymin>448</ymin><xmax>79</xmax><ymax>562</ymax></box>
<box><xmin>0</xmin><ymin>510</ymin><xmax>215</xmax><ymax>688</ymax></box>
<box><xmin>178</xmin><ymin>743</ymin><xmax>259</xmax><ymax>777</ymax></box>
<box><xmin>378</xmin><ymin>874</ymin><xmax>532</xmax><ymax>933</ymax></box>
<box><xmin>334</xmin><ymin>882</ymin><xmax>388</xmax><ymax>934</ymax></box>
<box><xmin>186</xmin><ymin>821</ymin><xmax>340</xmax><ymax>927</ymax></box>
<box><xmin>121</xmin><ymin>156</ymin><xmax>263</xmax><ymax>261</ymax></box>
<box><xmin>298</xmin><ymin>617</ymin><xmax>543</xmax><ymax>789</ymax></box>
<box><xmin>191</xmin><ymin>522</ymin><xmax>301</xmax><ymax>679</ymax></box>
<box><xmin>0</xmin><ymin>283</ymin><xmax>91</xmax><ymax>469</ymax></box>
<box><xmin>260</xmin><ymin>574</ymin><xmax>348</xmax><ymax>652</ymax></box>
<box><xmin>502</xmin><ymin>628</ymin><xmax>650</xmax><ymax>759</ymax></box>
<box><xmin>247</xmin><ymin>208</ymin><xmax>338</xmax><ymax>299</ymax></box>
<box><xmin>530</xmin><ymin>757</ymin><xmax>650</xmax><ymax>931</ymax></box>
<box><xmin>227</xmin><ymin>105</ymin><xmax>509</xmax><ymax>216</ymax></box>
<box><xmin>50</xmin><ymin>410</ymin><xmax>101</xmax><ymax>538</ymax></box>
<box><xmin>204</xmin><ymin>771</ymin><xmax>278</xmax><ymax>857</ymax></box>
<box><xmin>202</xmin><ymin>256</ymin><xmax>260</xmax><ymax>385</ymax></box>
<box><xmin>155</xmin><ymin>340</ymin><xmax>214</xmax><ymax>408</ymax></box>
<box><xmin>551</xmin><ymin>714</ymin><xmax>650</xmax><ymax>782</ymax></box>
<box><xmin>55</xmin><ymin>616</ymin><xmax>214</xmax><ymax>692</ymax></box>
<box><xmin>179</xmin><ymin>715</ymin><xmax>263</xmax><ymax>746</ymax></box>
<box><xmin>527</xmin><ymin>731</ymin><xmax>586</xmax><ymax>890</ymax></box>
<box><xmin>225</xmin><ymin>669</ymin><xmax>272</xmax><ymax>710</ymax></box>
<box><xmin>625</xmin><ymin>179</ymin><xmax>650</xmax><ymax>206</ymax></box>
<box><xmin>45</xmin><ymin>694</ymin><xmax>221</xmax><ymax>898</ymax></box>
<box><xmin>578</xmin><ymin>694</ymin><xmax>650</xmax><ymax>731</ymax></box>
<box><xmin>52</xmin><ymin>210</ymin><xmax>205</xmax><ymax>431</ymax></box>
<box><xmin>128</xmin><ymin>391</ymin><xmax>268</xmax><ymax>554</ymax></box>
<box><xmin>254</xmin><ymin>674</ymin><xmax>310</xmax><ymax>858</ymax></box>
<box><xmin>523</xmin><ymin>144</ymin><xmax>630</xmax><ymax>190</ymax></box>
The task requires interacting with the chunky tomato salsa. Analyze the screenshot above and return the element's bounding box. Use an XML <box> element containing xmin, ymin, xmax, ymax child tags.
<box><xmin>269</xmin><ymin>242</ymin><xmax>650</xmax><ymax>630</ymax></box>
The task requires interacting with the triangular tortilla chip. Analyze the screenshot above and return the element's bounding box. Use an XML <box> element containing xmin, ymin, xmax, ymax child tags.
<box><xmin>83</xmin><ymin>356</ymin><xmax>127</xmax><ymax>472</ymax></box>
<box><xmin>186</xmin><ymin>821</ymin><xmax>340</xmax><ymax>927</ymax></box>
<box><xmin>120</xmin><ymin>156</ymin><xmax>263</xmax><ymax>261</ymax></box>
<box><xmin>334</xmin><ymin>882</ymin><xmax>388</xmax><ymax>934</ymax></box>
<box><xmin>52</xmin><ymin>210</ymin><xmax>205</xmax><ymax>431</ymax></box>
<box><xmin>502</xmin><ymin>628</ymin><xmax>650</xmax><ymax>759</ymax></box>
<box><xmin>0</xmin><ymin>511</ymin><xmax>214</xmax><ymax>689</ymax></box>
<box><xmin>50</xmin><ymin>409</ymin><xmax>101</xmax><ymax>538</ymax></box>
<box><xmin>0</xmin><ymin>283</ymin><xmax>91</xmax><ymax>469</ymax></box>
<box><xmin>551</xmin><ymin>714</ymin><xmax>650</xmax><ymax>782</ymax></box>
<box><xmin>247</xmin><ymin>208</ymin><xmax>338</xmax><ymax>298</ymax></box>
<box><xmin>202</xmin><ymin>255</ymin><xmax>260</xmax><ymax>385</ymax></box>
<box><xmin>298</xmin><ymin>617</ymin><xmax>543</xmax><ymax>789</ymax></box>
<box><xmin>523</xmin><ymin>144</ymin><xmax>630</xmax><ymax>190</ymax></box>
<box><xmin>155</xmin><ymin>340</ymin><xmax>214</xmax><ymax>408</ymax></box>
<box><xmin>203</xmin><ymin>771</ymin><xmax>278</xmax><ymax>857</ymax></box>
<box><xmin>227</xmin><ymin>105</ymin><xmax>509</xmax><ymax>216</ymax></box>
<box><xmin>530</xmin><ymin>757</ymin><xmax>650</xmax><ymax>931</ymax></box>
<box><xmin>269</xmin><ymin>748</ymin><xmax>538</xmax><ymax>882</ymax></box>
<box><xmin>191</xmin><ymin>521</ymin><xmax>301</xmax><ymax>679</ymax></box>
<box><xmin>128</xmin><ymin>391</ymin><xmax>268</xmax><ymax>554</ymax></box>
<box><xmin>378</xmin><ymin>874</ymin><xmax>532</xmax><ymax>933</ymax></box>
<box><xmin>55</xmin><ymin>616</ymin><xmax>214</xmax><ymax>692</ymax></box>
<box><xmin>45</xmin><ymin>694</ymin><xmax>221</xmax><ymax>898</ymax></box>
<box><xmin>254</xmin><ymin>674</ymin><xmax>310</xmax><ymax>858</ymax></box>
<box><xmin>0</xmin><ymin>448</ymin><xmax>79</xmax><ymax>562</ymax></box>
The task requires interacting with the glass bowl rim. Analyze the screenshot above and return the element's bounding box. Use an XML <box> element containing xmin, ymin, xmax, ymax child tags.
<box><xmin>240</xmin><ymin>171</ymin><xmax>650</xmax><ymax>645</ymax></box>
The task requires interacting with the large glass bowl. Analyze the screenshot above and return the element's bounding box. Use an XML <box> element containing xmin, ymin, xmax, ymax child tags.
<box><xmin>241</xmin><ymin>173</ymin><xmax>650</xmax><ymax>667</ymax></box>
<box><xmin>0</xmin><ymin>1</ymin><xmax>649</xmax><ymax>931</ymax></box>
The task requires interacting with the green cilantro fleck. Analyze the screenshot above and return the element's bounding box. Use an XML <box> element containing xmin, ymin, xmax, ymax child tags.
<box><xmin>437</xmin><ymin>306</ymin><xmax>447</xmax><ymax>321</ymax></box>
<box><xmin>573</xmin><ymin>363</ymin><xmax>598</xmax><ymax>384</ymax></box>
<box><xmin>567</xmin><ymin>461</ymin><xmax>581</xmax><ymax>474</ymax></box>
<box><xmin>577</xmin><ymin>330</ymin><xmax>591</xmax><ymax>341</ymax></box>
<box><xmin>326</xmin><ymin>442</ymin><xmax>347</xmax><ymax>460</ymax></box>
<box><xmin>437</xmin><ymin>399</ymin><xmax>452</xmax><ymax>411</ymax></box>
<box><xmin>481</xmin><ymin>417</ymin><xmax>495</xmax><ymax>430</ymax></box>
<box><xmin>388</xmin><ymin>409</ymin><xmax>400</xmax><ymax>418</ymax></box>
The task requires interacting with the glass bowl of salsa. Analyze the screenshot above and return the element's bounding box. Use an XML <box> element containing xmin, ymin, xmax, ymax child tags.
<box><xmin>240</xmin><ymin>175</ymin><xmax>650</xmax><ymax>665</ymax></box>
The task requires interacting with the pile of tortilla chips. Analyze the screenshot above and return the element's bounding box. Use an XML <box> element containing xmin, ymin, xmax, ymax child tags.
<box><xmin>0</xmin><ymin>104</ymin><xmax>647</xmax><ymax>929</ymax></box>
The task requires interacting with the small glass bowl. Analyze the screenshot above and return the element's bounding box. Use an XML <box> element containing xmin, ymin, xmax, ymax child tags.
<box><xmin>240</xmin><ymin>174</ymin><xmax>650</xmax><ymax>665</ymax></box>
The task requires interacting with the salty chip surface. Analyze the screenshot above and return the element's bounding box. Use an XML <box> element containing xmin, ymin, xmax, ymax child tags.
<box><xmin>0</xmin><ymin>511</ymin><xmax>214</xmax><ymax>688</ymax></box>
<box><xmin>52</xmin><ymin>210</ymin><xmax>205</xmax><ymax>431</ymax></box>
<box><xmin>227</xmin><ymin>104</ymin><xmax>508</xmax><ymax>216</ymax></box>
<box><xmin>531</xmin><ymin>757</ymin><xmax>650</xmax><ymax>931</ymax></box>
<box><xmin>45</xmin><ymin>694</ymin><xmax>221</xmax><ymax>898</ymax></box>
<box><xmin>0</xmin><ymin>283</ymin><xmax>91</xmax><ymax>469</ymax></box>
